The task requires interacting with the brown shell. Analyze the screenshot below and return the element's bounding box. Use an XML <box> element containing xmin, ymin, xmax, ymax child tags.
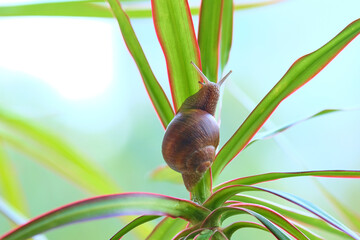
<box><xmin>162</xmin><ymin>109</ymin><xmax>219</xmax><ymax>190</ymax></box>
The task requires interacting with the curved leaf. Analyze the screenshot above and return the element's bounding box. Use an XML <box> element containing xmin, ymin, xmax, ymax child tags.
<box><xmin>152</xmin><ymin>0</ymin><xmax>202</xmax><ymax>111</ymax></box>
<box><xmin>107</xmin><ymin>0</ymin><xmax>174</xmax><ymax>128</ymax></box>
<box><xmin>216</xmin><ymin>170</ymin><xmax>360</xmax><ymax>189</ymax></box>
<box><xmin>110</xmin><ymin>215</ymin><xmax>160</xmax><ymax>240</ymax></box>
<box><xmin>1</xmin><ymin>193</ymin><xmax>210</xmax><ymax>240</ymax></box>
<box><xmin>220</xmin><ymin>0</ymin><xmax>234</xmax><ymax>71</ymax></box>
<box><xmin>314</xmin><ymin>180</ymin><xmax>360</xmax><ymax>231</ymax></box>
<box><xmin>172</xmin><ymin>224</ymin><xmax>202</xmax><ymax>240</ymax></box>
<box><xmin>0</xmin><ymin>1</ymin><xmax>282</xmax><ymax>18</ymax></box>
<box><xmin>206</xmin><ymin>185</ymin><xmax>360</xmax><ymax>239</ymax></box>
<box><xmin>249</xmin><ymin>108</ymin><xmax>346</xmax><ymax>145</ymax></box>
<box><xmin>0</xmin><ymin>1</ymin><xmax>112</xmax><ymax>18</ymax></box>
<box><xmin>198</xmin><ymin>0</ymin><xmax>223</xmax><ymax>82</ymax></box>
<box><xmin>0</xmin><ymin>197</ymin><xmax>48</xmax><ymax>240</ymax></box>
<box><xmin>203</xmin><ymin>205</ymin><xmax>303</xmax><ymax>240</ymax></box>
<box><xmin>0</xmin><ymin>111</ymin><xmax>119</xmax><ymax>195</ymax></box>
<box><xmin>212</xmin><ymin>18</ymin><xmax>360</xmax><ymax>178</ymax></box>
<box><xmin>253</xmin><ymin>187</ymin><xmax>360</xmax><ymax>240</ymax></box>
<box><xmin>246</xmin><ymin>209</ymin><xmax>293</xmax><ymax>240</ymax></box>
<box><xmin>0</xmin><ymin>142</ymin><xmax>26</xmax><ymax>213</ymax></box>
<box><xmin>146</xmin><ymin>217</ymin><xmax>187</xmax><ymax>240</ymax></box>
<box><xmin>0</xmin><ymin>196</ymin><xmax>28</xmax><ymax>226</ymax></box>
<box><xmin>232</xmin><ymin>195</ymin><xmax>351</xmax><ymax>239</ymax></box>
<box><xmin>222</xmin><ymin>221</ymin><xmax>267</xmax><ymax>238</ymax></box>
<box><xmin>234</xmin><ymin>0</ymin><xmax>284</xmax><ymax>11</ymax></box>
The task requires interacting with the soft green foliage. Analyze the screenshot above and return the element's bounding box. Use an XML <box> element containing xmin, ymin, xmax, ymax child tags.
<box><xmin>212</xmin><ymin>18</ymin><xmax>360</xmax><ymax>179</ymax></box>
<box><xmin>0</xmin><ymin>0</ymin><xmax>281</xmax><ymax>18</ymax></box>
<box><xmin>198</xmin><ymin>0</ymin><xmax>223</xmax><ymax>83</ymax></box>
<box><xmin>0</xmin><ymin>145</ymin><xmax>25</xmax><ymax>214</ymax></box>
<box><xmin>0</xmin><ymin>110</ymin><xmax>120</xmax><ymax>195</ymax></box>
<box><xmin>1</xmin><ymin>193</ymin><xmax>210</xmax><ymax>240</ymax></box>
<box><xmin>152</xmin><ymin>0</ymin><xmax>202</xmax><ymax>111</ymax></box>
<box><xmin>107</xmin><ymin>0</ymin><xmax>174</xmax><ymax>127</ymax></box>
<box><xmin>0</xmin><ymin>0</ymin><xmax>359</xmax><ymax>240</ymax></box>
<box><xmin>110</xmin><ymin>215</ymin><xmax>160</xmax><ymax>240</ymax></box>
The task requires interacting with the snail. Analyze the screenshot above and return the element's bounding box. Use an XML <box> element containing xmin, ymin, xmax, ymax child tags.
<box><xmin>162</xmin><ymin>62</ymin><xmax>232</xmax><ymax>191</ymax></box>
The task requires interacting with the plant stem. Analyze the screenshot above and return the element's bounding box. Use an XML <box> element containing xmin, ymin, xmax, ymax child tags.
<box><xmin>190</xmin><ymin>171</ymin><xmax>212</xmax><ymax>204</ymax></box>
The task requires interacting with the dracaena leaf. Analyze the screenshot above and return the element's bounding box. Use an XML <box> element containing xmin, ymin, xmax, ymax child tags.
<box><xmin>232</xmin><ymin>195</ymin><xmax>351</xmax><ymax>239</ymax></box>
<box><xmin>0</xmin><ymin>193</ymin><xmax>210</xmax><ymax>240</ymax></box>
<box><xmin>206</xmin><ymin>185</ymin><xmax>360</xmax><ymax>239</ymax></box>
<box><xmin>151</xmin><ymin>0</ymin><xmax>202</xmax><ymax>111</ymax></box>
<box><xmin>212</xmin><ymin>19</ymin><xmax>360</xmax><ymax>178</ymax></box>
<box><xmin>198</xmin><ymin>0</ymin><xmax>223</xmax><ymax>82</ymax></box>
<box><xmin>0</xmin><ymin>0</ymin><xmax>282</xmax><ymax>18</ymax></box>
<box><xmin>0</xmin><ymin>143</ymin><xmax>26</xmax><ymax>213</ymax></box>
<box><xmin>148</xmin><ymin>217</ymin><xmax>187</xmax><ymax>240</ymax></box>
<box><xmin>107</xmin><ymin>0</ymin><xmax>174</xmax><ymax>128</ymax></box>
<box><xmin>110</xmin><ymin>215</ymin><xmax>160</xmax><ymax>240</ymax></box>
<box><xmin>215</xmin><ymin>170</ymin><xmax>360</xmax><ymax>189</ymax></box>
<box><xmin>220</xmin><ymin>0</ymin><xmax>234</xmax><ymax>72</ymax></box>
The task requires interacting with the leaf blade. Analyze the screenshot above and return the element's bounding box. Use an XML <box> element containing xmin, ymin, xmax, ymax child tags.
<box><xmin>216</xmin><ymin>170</ymin><xmax>360</xmax><ymax>189</ymax></box>
<box><xmin>212</xmin><ymin>19</ymin><xmax>360</xmax><ymax>178</ymax></box>
<box><xmin>110</xmin><ymin>215</ymin><xmax>160</xmax><ymax>240</ymax></box>
<box><xmin>0</xmin><ymin>142</ymin><xmax>26</xmax><ymax>213</ymax></box>
<box><xmin>198</xmin><ymin>0</ymin><xmax>223</xmax><ymax>82</ymax></box>
<box><xmin>0</xmin><ymin>111</ymin><xmax>120</xmax><ymax>195</ymax></box>
<box><xmin>0</xmin><ymin>1</ymin><xmax>282</xmax><ymax>18</ymax></box>
<box><xmin>152</xmin><ymin>0</ymin><xmax>202</xmax><ymax>110</ymax></box>
<box><xmin>107</xmin><ymin>0</ymin><xmax>174</xmax><ymax>128</ymax></box>
<box><xmin>1</xmin><ymin>193</ymin><xmax>209</xmax><ymax>240</ymax></box>
<box><xmin>232</xmin><ymin>194</ymin><xmax>350</xmax><ymax>239</ymax></box>
<box><xmin>146</xmin><ymin>217</ymin><xmax>187</xmax><ymax>240</ymax></box>
<box><xmin>220</xmin><ymin>0</ymin><xmax>233</xmax><ymax>71</ymax></box>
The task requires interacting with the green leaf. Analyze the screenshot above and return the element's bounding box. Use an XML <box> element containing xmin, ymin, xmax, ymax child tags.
<box><xmin>150</xmin><ymin>165</ymin><xmax>182</xmax><ymax>184</ymax></box>
<box><xmin>207</xmin><ymin>185</ymin><xmax>360</xmax><ymax>239</ymax></box>
<box><xmin>146</xmin><ymin>217</ymin><xmax>187</xmax><ymax>240</ymax></box>
<box><xmin>220</xmin><ymin>0</ymin><xmax>233</xmax><ymax>71</ymax></box>
<box><xmin>246</xmin><ymin>210</ymin><xmax>292</xmax><ymax>240</ymax></box>
<box><xmin>0</xmin><ymin>196</ymin><xmax>27</xmax><ymax>226</ymax></box>
<box><xmin>222</xmin><ymin>221</ymin><xmax>268</xmax><ymax>238</ymax></box>
<box><xmin>152</xmin><ymin>0</ymin><xmax>202</xmax><ymax>111</ymax></box>
<box><xmin>0</xmin><ymin>142</ymin><xmax>26</xmax><ymax>213</ymax></box>
<box><xmin>254</xmin><ymin>187</ymin><xmax>360</xmax><ymax>240</ymax></box>
<box><xmin>249</xmin><ymin>108</ymin><xmax>350</xmax><ymax>145</ymax></box>
<box><xmin>234</xmin><ymin>0</ymin><xmax>284</xmax><ymax>11</ymax></box>
<box><xmin>198</xmin><ymin>0</ymin><xmax>223</xmax><ymax>82</ymax></box>
<box><xmin>172</xmin><ymin>224</ymin><xmax>203</xmax><ymax>240</ymax></box>
<box><xmin>313</xmin><ymin>180</ymin><xmax>360</xmax><ymax>231</ymax></box>
<box><xmin>247</xmin><ymin>210</ymin><xmax>294</xmax><ymax>240</ymax></box>
<box><xmin>216</xmin><ymin>170</ymin><xmax>360</xmax><ymax>189</ymax></box>
<box><xmin>294</xmin><ymin>225</ymin><xmax>324</xmax><ymax>240</ymax></box>
<box><xmin>0</xmin><ymin>197</ymin><xmax>48</xmax><ymax>240</ymax></box>
<box><xmin>212</xmin><ymin>18</ymin><xmax>360</xmax><ymax>178</ymax></box>
<box><xmin>0</xmin><ymin>1</ymin><xmax>282</xmax><ymax>18</ymax></box>
<box><xmin>0</xmin><ymin>1</ymin><xmax>112</xmax><ymax>18</ymax></box>
<box><xmin>0</xmin><ymin>193</ymin><xmax>210</xmax><ymax>240</ymax></box>
<box><xmin>232</xmin><ymin>195</ymin><xmax>351</xmax><ymax>239</ymax></box>
<box><xmin>0</xmin><ymin>112</ymin><xmax>119</xmax><ymax>196</ymax></box>
<box><xmin>107</xmin><ymin>0</ymin><xmax>174</xmax><ymax>128</ymax></box>
<box><xmin>204</xmin><ymin>205</ymin><xmax>302</xmax><ymax>239</ymax></box>
<box><xmin>110</xmin><ymin>215</ymin><xmax>160</xmax><ymax>240</ymax></box>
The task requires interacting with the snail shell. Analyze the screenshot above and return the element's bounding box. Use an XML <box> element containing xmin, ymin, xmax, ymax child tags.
<box><xmin>161</xmin><ymin>63</ymin><xmax>231</xmax><ymax>191</ymax></box>
<box><xmin>162</xmin><ymin>109</ymin><xmax>219</xmax><ymax>191</ymax></box>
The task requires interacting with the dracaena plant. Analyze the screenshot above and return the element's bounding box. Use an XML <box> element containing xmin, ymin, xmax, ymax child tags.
<box><xmin>1</xmin><ymin>0</ymin><xmax>360</xmax><ymax>240</ymax></box>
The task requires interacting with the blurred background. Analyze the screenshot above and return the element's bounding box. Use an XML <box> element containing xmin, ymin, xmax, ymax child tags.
<box><xmin>0</xmin><ymin>0</ymin><xmax>359</xmax><ymax>239</ymax></box>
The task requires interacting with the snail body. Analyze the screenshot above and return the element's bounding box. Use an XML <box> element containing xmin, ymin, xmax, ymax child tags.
<box><xmin>162</xmin><ymin>63</ymin><xmax>231</xmax><ymax>191</ymax></box>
